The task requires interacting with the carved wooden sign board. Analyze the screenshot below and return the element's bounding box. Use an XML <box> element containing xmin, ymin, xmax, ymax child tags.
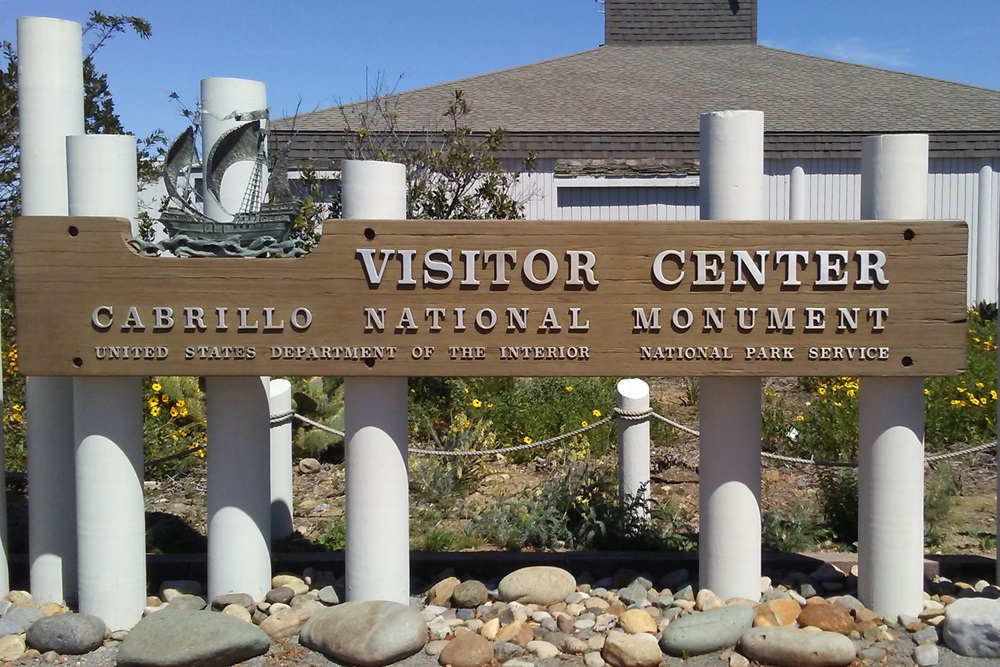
<box><xmin>14</xmin><ymin>216</ymin><xmax>967</xmax><ymax>377</ymax></box>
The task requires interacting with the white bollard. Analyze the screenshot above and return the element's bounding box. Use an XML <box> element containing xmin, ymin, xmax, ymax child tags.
<box><xmin>201</xmin><ymin>77</ymin><xmax>272</xmax><ymax>600</ymax></box>
<box><xmin>269</xmin><ymin>379</ymin><xmax>294</xmax><ymax>540</ymax></box>
<box><xmin>697</xmin><ymin>110</ymin><xmax>764</xmax><ymax>601</ymax></box>
<box><xmin>206</xmin><ymin>377</ymin><xmax>272</xmax><ymax>600</ymax></box>
<box><xmin>858</xmin><ymin>134</ymin><xmax>928</xmax><ymax>618</ymax></box>
<box><xmin>67</xmin><ymin>134</ymin><xmax>145</xmax><ymax>629</ymax></box>
<box><xmin>342</xmin><ymin>160</ymin><xmax>410</xmax><ymax>603</ymax></box>
<box><xmin>18</xmin><ymin>16</ymin><xmax>85</xmax><ymax>605</ymax></box>
<box><xmin>789</xmin><ymin>164</ymin><xmax>807</xmax><ymax>221</ymax></box>
<box><xmin>616</xmin><ymin>379</ymin><xmax>650</xmax><ymax>522</ymax></box>
<box><xmin>977</xmin><ymin>166</ymin><xmax>994</xmax><ymax>305</ymax></box>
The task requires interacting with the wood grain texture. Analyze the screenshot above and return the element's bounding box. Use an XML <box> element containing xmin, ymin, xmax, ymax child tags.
<box><xmin>13</xmin><ymin>216</ymin><xmax>967</xmax><ymax>377</ymax></box>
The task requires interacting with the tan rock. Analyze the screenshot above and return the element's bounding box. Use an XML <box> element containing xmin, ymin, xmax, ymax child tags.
<box><xmin>5</xmin><ymin>590</ymin><xmax>33</xmax><ymax>607</ymax></box>
<box><xmin>479</xmin><ymin>617</ymin><xmax>499</xmax><ymax>640</ymax></box>
<box><xmin>618</xmin><ymin>609</ymin><xmax>657</xmax><ymax>634</ymax></box>
<box><xmin>438</xmin><ymin>632</ymin><xmax>494</xmax><ymax>667</ymax></box>
<box><xmin>494</xmin><ymin>620</ymin><xmax>533</xmax><ymax>647</ymax></box>
<box><xmin>271</xmin><ymin>574</ymin><xmax>309</xmax><ymax>597</ymax></box>
<box><xmin>39</xmin><ymin>602</ymin><xmax>66</xmax><ymax>616</ymax></box>
<box><xmin>768</xmin><ymin>598</ymin><xmax>802</xmax><ymax>625</ymax></box>
<box><xmin>696</xmin><ymin>589</ymin><xmax>725</xmax><ymax>612</ymax></box>
<box><xmin>584</xmin><ymin>598</ymin><xmax>610</xmax><ymax>611</ymax></box>
<box><xmin>0</xmin><ymin>634</ymin><xmax>25</xmax><ymax>662</ymax></box>
<box><xmin>259</xmin><ymin>600</ymin><xmax>323</xmax><ymax>638</ymax></box>
<box><xmin>798</xmin><ymin>601</ymin><xmax>854</xmax><ymax>635</ymax></box>
<box><xmin>428</xmin><ymin>577</ymin><xmax>461</xmax><ymax>607</ymax></box>
<box><xmin>753</xmin><ymin>605</ymin><xmax>780</xmax><ymax>628</ymax></box>
<box><xmin>601</xmin><ymin>632</ymin><xmax>661</xmax><ymax>667</ymax></box>
<box><xmin>222</xmin><ymin>603</ymin><xmax>252</xmax><ymax>623</ymax></box>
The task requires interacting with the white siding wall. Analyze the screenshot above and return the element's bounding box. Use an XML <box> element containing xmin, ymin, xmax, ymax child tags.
<box><xmin>511</xmin><ymin>157</ymin><xmax>1000</xmax><ymax>305</ymax></box>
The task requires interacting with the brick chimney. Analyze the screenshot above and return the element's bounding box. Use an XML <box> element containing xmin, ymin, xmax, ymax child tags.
<box><xmin>604</xmin><ymin>0</ymin><xmax>757</xmax><ymax>45</ymax></box>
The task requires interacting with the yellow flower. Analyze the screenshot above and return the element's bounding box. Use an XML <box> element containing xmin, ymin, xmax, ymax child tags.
<box><xmin>410</xmin><ymin>388</ymin><xmax>416</xmax><ymax>394</ymax></box>
<box><xmin>523</xmin><ymin>436</ymin><xmax>533</xmax><ymax>444</ymax></box>
<box><xmin>176</xmin><ymin>399</ymin><xmax>186</xmax><ymax>408</ymax></box>
<box><xmin>977</xmin><ymin>382</ymin><xmax>985</xmax><ymax>389</ymax></box>
<box><xmin>161</xmin><ymin>394</ymin><xmax>169</xmax><ymax>403</ymax></box>
<box><xmin>151</xmin><ymin>382</ymin><xmax>162</xmax><ymax>392</ymax></box>
<box><xmin>817</xmin><ymin>387</ymin><xmax>827</xmax><ymax>395</ymax></box>
<box><xmin>581</xmin><ymin>421</ymin><xmax>589</xmax><ymax>427</ymax></box>
<box><xmin>11</xmin><ymin>413</ymin><xmax>22</xmax><ymax>423</ymax></box>
<box><xmin>148</xmin><ymin>398</ymin><xmax>157</xmax><ymax>408</ymax></box>
<box><xmin>565</xmin><ymin>385</ymin><xmax>573</xmax><ymax>392</ymax></box>
<box><xmin>991</xmin><ymin>390</ymin><xmax>998</xmax><ymax>401</ymax></box>
<box><xmin>171</xmin><ymin>434</ymin><xmax>179</xmax><ymax>441</ymax></box>
<box><xmin>487</xmin><ymin>403</ymin><xmax>493</xmax><ymax>409</ymax></box>
<box><xmin>795</xmin><ymin>414</ymin><xmax>804</xmax><ymax>421</ymax></box>
<box><xmin>592</xmin><ymin>409</ymin><xmax>601</xmax><ymax>417</ymax></box>
<box><xmin>471</xmin><ymin>399</ymin><xmax>483</xmax><ymax>408</ymax></box>
<box><xmin>834</xmin><ymin>402</ymin><xmax>843</xmax><ymax>408</ymax></box>
<box><xmin>170</xmin><ymin>407</ymin><xmax>179</xmax><ymax>417</ymax></box>
<box><xmin>180</xmin><ymin>408</ymin><xmax>189</xmax><ymax>417</ymax></box>
<box><xmin>462</xmin><ymin>419</ymin><xmax>471</xmax><ymax>429</ymax></box>
<box><xmin>150</xmin><ymin>406</ymin><xmax>161</xmax><ymax>417</ymax></box>
<box><xmin>463</xmin><ymin>387</ymin><xmax>470</xmax><ymax>394</ymax></box>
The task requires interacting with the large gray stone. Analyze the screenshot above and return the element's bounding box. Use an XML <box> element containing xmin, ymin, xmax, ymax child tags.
<box><xmin>739</xmin><ymin>627</ymin><xmax>856</xmax><ymax>667</ymax></box>
<box><xmin>659</xmin><ymin>604</ymin><xmax>754</xmax><ymax>656</ymax></box>
<box><xmin>942</xmin><ymin>597</ymin><xmax>1000</xmax><ymax>657</ymax></box>
<box><xmin>0</xmin><ymin>606</ymin><xmax>44</xmax><ymax>636</ymax></box>
<box><xmin>499</xmin><ymin>567</ymin><xmax>577</xmax><ymax>605</ymax></box>
<box><xmin>299</xmin><ymin>600</ymin><xmax>427</xmax><ymax>667</ymax></box>
<box><xmin>26</xmin><ymin>613</ymin><xmax>106</xmax><ymax>654</ymax></box>
<box><xmin>116</xmin><ymin>610</ymin><xmax>270</xmax><ymax>667</ymax></box>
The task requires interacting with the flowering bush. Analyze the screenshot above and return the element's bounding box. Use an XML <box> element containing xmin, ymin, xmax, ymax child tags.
<box><xmin>142</xmin><ymin>376</ymin><xmax>206</xmax><ymax>477</ymax></box>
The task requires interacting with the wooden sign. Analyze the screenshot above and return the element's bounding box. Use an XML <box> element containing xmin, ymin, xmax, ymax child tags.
<box><xmin>14</xmin><ymin>216</ymin><xmax>967</xmax><ymax>377</ymax></box>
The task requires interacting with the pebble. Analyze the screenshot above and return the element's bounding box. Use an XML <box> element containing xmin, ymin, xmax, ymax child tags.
<box><xmin>26</xmin><ymin>613</ymin><xmax>107</xmax><ymax>655</ymax></box>
<box><xmin>498</xmin><ymin>567</ymin><xmax>577</xmax><ymax>606</ymax></box>
<box><xmin>583</xmin><ymin>651</ymin><xmax>605</xmax><ymax>667</ymax></box>
<box><xmin>158</xmin><ymin>580</ymin><xmax>202</xmax><ymax>602</ymax></box>
<box><xmin>0</xmin><ymin>605</ymin><xmax>44</xmax><ymax>635</ymax></box>
<box><xmin>740</xmin><ymin>626</ymin><xmax>856</xmax><ymax>667</ymax></box>
<box><xmin>659</xmin><ymin>604</ymin><xmax>754</xmax><ymax>656</ymax></box>
<box><xmin>915</xmin><ymin>643</ymin><xmax>940</xmax><ymax>666</ymax></box>
<box><xmin>942</xmin><ymin>597</ymin><xmax>1000</xmax><ymax>657</ymax></box>
<box><xmin>116</xmin><ymin>610</ymin><xmax>270</xmax><ymax>667</ymax></box>
<box><xmin>602</xmin><ymin>632</ymin><xmax>661</xmax><ymax>667</ymax></box>
<box><xmin>526</xmin><ymin>640</ymin><xmax>560</xmax><ymax>659</ymax></box>
<box><xmin>618</xmin><ymin>609</ymin><xmax>657</xmax><ymax>634</ymax></box>
<box><xmin>439</xmin><ymin>631</ymin><xmax>494</xmax><ymax>667</ymax></box>
<box><xmin>300</xmin><ymin>600</ymin><xmax>427</xmax><ymax>667</ymax></box>
<box><xmin>0</xmin><ymin>634</ymin><xmax>26</xmax><ymax>662</ymax></box>
<box><xmin>271</xmin><ymin>574</ymin><xmax>309</xmax><ymax>597</ymax></box>
<box><xmin>453</xmin><ymin>580</ymin><xmax>490</xmax><ymax>609</ymax></box>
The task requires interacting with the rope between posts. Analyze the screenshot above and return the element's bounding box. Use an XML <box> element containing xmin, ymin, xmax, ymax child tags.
<box><xmin>265</xmin><ymin>407</ymin><xmax>997</xmax><ymax>467</ymax></box>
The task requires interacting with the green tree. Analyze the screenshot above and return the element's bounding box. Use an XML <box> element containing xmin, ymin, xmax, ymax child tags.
<box><xmin>342</xmin><ymin>86</ymin><xmax>536</xmax><ymax>220</ymax></box>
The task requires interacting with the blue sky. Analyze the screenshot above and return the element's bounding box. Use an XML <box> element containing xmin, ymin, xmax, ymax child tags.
<box><xmin>2</xmin><ymin>0</ymin><xmax>998</xmax><ymax>140</ymax></box>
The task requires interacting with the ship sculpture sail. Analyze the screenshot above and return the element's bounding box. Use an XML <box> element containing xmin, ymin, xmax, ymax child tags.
<box><xmin>160</xmin><ymin>115</ymin><xmax>297</xmax><ymax>243</ymax></box>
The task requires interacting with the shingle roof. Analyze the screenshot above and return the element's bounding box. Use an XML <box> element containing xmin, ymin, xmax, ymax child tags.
<box><xmin>274</xmin><ymin>44</ymin><xmax>1000</xmax><ymax>161</ymax></box>
<box><xmin>605</xmin><ymin>0</ymin><xmax>757</xmax><ymax>45</ymax></box>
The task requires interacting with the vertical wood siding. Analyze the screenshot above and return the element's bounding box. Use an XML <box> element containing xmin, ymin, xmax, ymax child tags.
<box><xmin>512</xmin><ymin>157</ymin><xmax>999</xmax><ymax>304</ymax></box>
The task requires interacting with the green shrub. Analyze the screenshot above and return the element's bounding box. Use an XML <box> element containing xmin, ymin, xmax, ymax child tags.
<box><xmin>817</xmin><ymin>468</ymin><xmax>859</xmax><ymax>549</ymax></box>
<box><xmin>143</xmin><ymin>376</ymin><xmax>206</xmax><ymax>478</ymax></box>
<box><xmin>925</xmin><ymin>463</ymin><xmax>961</xmax><ymax>549</ymax></box>
<box><xmin>316</xmin><ymin>517</ymin><xmax>346</xmax><ymax>551</ymax></box>
<box><xmin>761</xmin><ymin>502</ymin><xmax>829</xmax><ymax>553</ymax></box>
<box><xmin>289</xmin><ymin>376</ymin><xmax>344</xmax><ymax>459</ymax></box>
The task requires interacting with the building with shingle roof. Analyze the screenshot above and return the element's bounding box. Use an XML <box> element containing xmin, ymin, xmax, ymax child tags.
<box><xmin>273</xmin><ymin>0</ymin><xmax>1000</xmax><ymax>302</ymax></box>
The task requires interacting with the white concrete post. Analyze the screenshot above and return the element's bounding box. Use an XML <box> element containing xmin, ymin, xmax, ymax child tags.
<box><xmin>201</xmin><ymin>78</ymin><xmax>272</xmax><ymax>600</ymax></box>
<box><xmin>18</xmin><ymin>16</ymin><xmax>85</xmax><ymax>605</ymax></box>
<box><xmin>858</xmin><ymin>134</ymin><xmax>928</xmax><ymax>619</ymax></box>
<box><xmin>342</xmin><ymin>160</ymin><xmax>410</xmax><ymax>604</ymax></box>
<box><xmin>789</xmin><ymin>164</ymin><xmax>807</xmax><ymax>221</ymax></box>
<box><xmin>206</xmin><ymin>377</ymin><xmax>271</xmax><ymax>600</ymax></box>
<box><xmin>698</xmin><ymin>110</ymin><xmax>764</xmax><ymax>601</ymax></box>
<box><xmin>269</xmin><ymin>379</ymin><xmax>294</xmax><ymax>539</ymax></box>
<box><xmin>977</xmin><ymin>166</ymin><xmax>994</xmax><ymax>305</ymax></box>
<box><xmin>616</xmin><ymin>379</ymin><xmax>650</xmax><ymax>523</ymax></box>
<box><xmin>67</xmin><ymin>135</ymin><xmax>145</xmax><ymax>629</ymax></box>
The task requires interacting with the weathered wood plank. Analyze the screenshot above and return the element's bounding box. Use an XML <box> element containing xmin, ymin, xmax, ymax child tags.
<box><xmin>13</xmin><ymin>216</ymin><xmax>967</xmax><ymax>377</ymax></box>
